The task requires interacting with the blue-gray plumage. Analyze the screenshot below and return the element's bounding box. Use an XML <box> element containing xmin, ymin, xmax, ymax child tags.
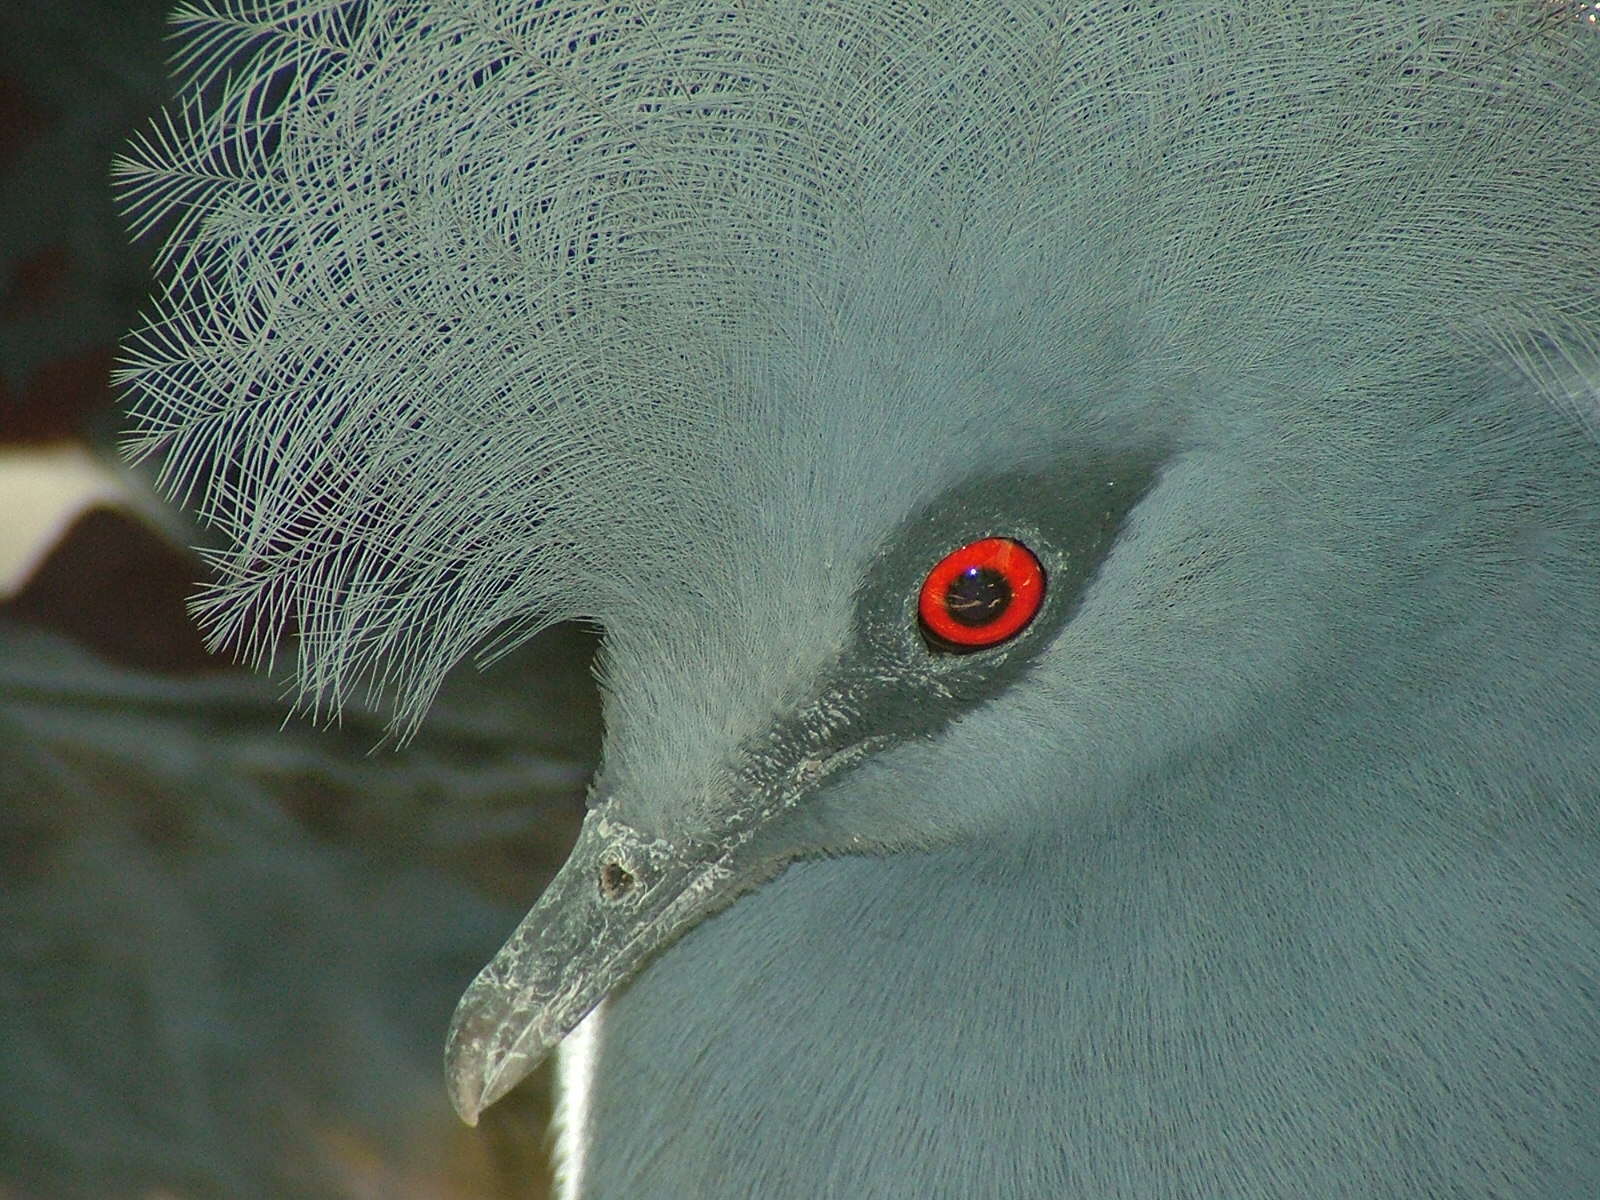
<box><xmin>117</xmin><ymin>2</ymin><xmax>1600</xmax><ymax>1196</ymax></box>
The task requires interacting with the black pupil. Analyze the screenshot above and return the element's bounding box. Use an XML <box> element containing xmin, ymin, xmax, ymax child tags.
<box><xmin>944</xmin><ymin>566</ymin><xmax>1012</xmax><ymax>627</ymax></box>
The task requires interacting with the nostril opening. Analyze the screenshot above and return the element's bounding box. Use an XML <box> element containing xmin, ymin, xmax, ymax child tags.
<box><xmin>598</xmin><ymin>860</ymin><xmax>636</xmax><ymax>900</ymax></box>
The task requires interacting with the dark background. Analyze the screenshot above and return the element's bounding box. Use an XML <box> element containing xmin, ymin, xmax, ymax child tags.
<box><xmin>0</xmin><ymin>2</ymin><xmax>592</xmax><ymax>1194</ymax></box>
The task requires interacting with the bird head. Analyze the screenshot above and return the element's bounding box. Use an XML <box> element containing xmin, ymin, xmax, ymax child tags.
<box><xmin>116</xmin><ymin>1</ymin><xmax>1600</xmax><ymax>1125</ymax></box>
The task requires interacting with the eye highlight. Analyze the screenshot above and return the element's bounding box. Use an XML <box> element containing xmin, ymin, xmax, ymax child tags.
<box><xmin>918</xmin><ymin>537</ymin><xmax>1045</xmax><ymax>651</ymax></box>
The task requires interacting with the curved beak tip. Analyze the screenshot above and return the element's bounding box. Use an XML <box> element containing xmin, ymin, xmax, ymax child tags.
<box><xmin>452</xmin><ymin>1093</ymin><xmax>482</xmax><ymax>1128</ymax></box>
<box><xmin>445</xmin><ymin>1028</ymin><xmax>488</xmax><ymax>1126</ymax></box>
<box><xmin>445</xmin><ymin>998</ymin><xmax>545</xmax><ymax>1126</ymax></box>
<box><xmin>440</xmin><ymin>807</ymin><xmax>767</xmax><ymax>1126</ymax></box>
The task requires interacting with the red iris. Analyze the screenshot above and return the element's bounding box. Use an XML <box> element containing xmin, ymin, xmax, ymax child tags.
<box><xmin>917</xmin><ymin>537</ymin><xmax>1045</xmax><ymax>650</ymax></box>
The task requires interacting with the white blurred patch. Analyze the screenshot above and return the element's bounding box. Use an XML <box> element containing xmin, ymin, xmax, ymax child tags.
<box><xmin>552</xmin><ymin>1000</ymin><xmax>605</xmax><ymax>1200</ymax></box>
<box><xmin>0</xmin><ymin>445</ymin><xmax>130</xmax><ymax>598</ymax></box>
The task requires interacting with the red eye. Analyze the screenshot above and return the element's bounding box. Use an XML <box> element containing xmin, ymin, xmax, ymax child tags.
<box><xmin>918</xmin><ymin>537</ymin><xmax>1045</xmax><ymax>650</ymax></box>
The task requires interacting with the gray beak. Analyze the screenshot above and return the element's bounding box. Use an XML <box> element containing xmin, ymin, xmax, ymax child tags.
<box><xmin>445</xmin><ymin>733</ymin><xmax>883</xmax><ymax>1123</ymax></box>
<box><xmin>444</xmin><ymin>806</ymin><xmax>751</xmax><ymax>1124</ymax></box>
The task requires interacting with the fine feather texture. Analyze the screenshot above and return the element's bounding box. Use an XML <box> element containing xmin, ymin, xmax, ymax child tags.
<box><xmin>113</xmin><ymin>5</ymin><xmax>1600</xmax><ymax>1195</ymax></box>
<box><xmin>116</xmin><ymin>1</ymin><xmax>1599</xmax><ymax>733</ymax></box>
